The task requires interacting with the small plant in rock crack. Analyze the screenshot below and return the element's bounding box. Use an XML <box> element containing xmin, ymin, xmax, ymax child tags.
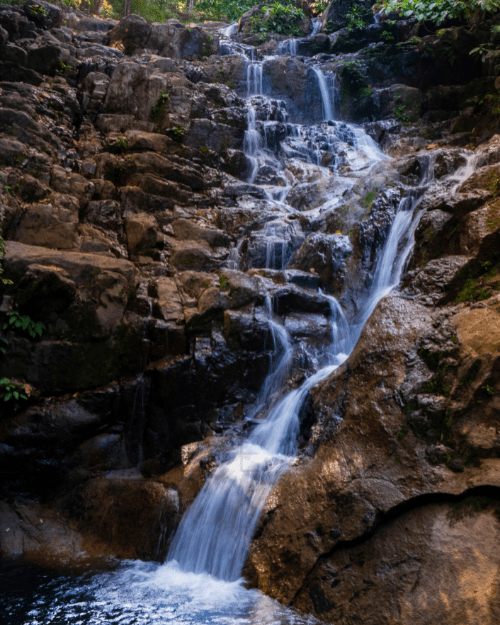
<box><xmin>167</xmin><ymin>126</ymin><xmax>185</xmax><ymax>142</ymax></box>
<box><xmin>56</xmin><ymin>61</ymin><xmax>72</xmax><ymax>75</ymax></box>
<box><xmin>4</xmin><ymin>311</ymin><xmax>45</xmax><ymax>338</ymax></box>
<box><xmin>0</xmin><ymin>229</ymin><xmax>12</xmax><ymax>289</ymax></box>
<box><xmin>393</xmin><ymin>94</ymin><xmax>412</xmax><ymax>126</ymax></box>
<box><xmin>150</xmin><ymin>91</ymin><xmax>169</xmax><ymax>124</ymax></box>
<box><xmin>111</xmin><ymin>136</ymin><xmax>129</xmax><ymax>154</ymax></box>
<box><xmin>28</xmin><ymin>4</ymin><xmax>46</xmax><ymax>17</ymax></box>
<box><xmin>0</xmin><ymin>378</ymin><xmax>28</xmax><ymax>410</ymax></box>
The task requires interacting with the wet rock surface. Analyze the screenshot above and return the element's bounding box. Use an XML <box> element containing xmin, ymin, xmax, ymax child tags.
<box><xmin>0</xmin><ymin>3</ymin><xmax>500</xmax><ymax>624</ymax></box>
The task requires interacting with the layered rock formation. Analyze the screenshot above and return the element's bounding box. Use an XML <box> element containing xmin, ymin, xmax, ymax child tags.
<box><xmin>0</xmin><ymin>1</ymin><xmax>499</xmax><ymax>623</ymax></box>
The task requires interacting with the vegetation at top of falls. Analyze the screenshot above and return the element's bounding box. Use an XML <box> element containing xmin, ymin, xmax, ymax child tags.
<box><xmin>250</xmin><ymin>2</ymin><xmax>306</xmax><ymax>37</ymax></box>
<box><xmin>344</xmin><ymin>4</ymin><xmax>373</xmax><ymax>32</ymax></box>
<box><xmin>380</xmin><ymin>0</ymin><xmax>500</xmax><ymax>26</ymax></box>
<box><xmin>196</xmin><ymin>0</ymin><xmax>256</xmax><ymax>22</ymax></box>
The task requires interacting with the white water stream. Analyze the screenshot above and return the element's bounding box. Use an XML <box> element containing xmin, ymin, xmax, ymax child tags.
<box><xmin>165</xmin><ymin>22</ymin><xmax>470</xmax><ymax>596</ymax></box>
<box><xmin>5</xmin><ymin>23</ymin><xmax>479</xmax><ymax>625</ymax></box>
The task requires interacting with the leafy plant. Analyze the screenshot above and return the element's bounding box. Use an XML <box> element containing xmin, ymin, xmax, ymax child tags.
<box><xmin>150</xmin><ymin>91</ymin><xmax>169</xmax><ymax>124</ymax></box>
<box><xmin>56</xmin><ymin>61</ymin><xmax>72</xmax><ymax>75</ymax></box>
<box><xmin>0</xmin><ymin>228</ymin><xmax>13</xmax><ymax>288</ymax></box>
<box><xmin>167</xmin><ymin>126</ymin><xmax>185</xmax><ymax>142</ymax></box>
<box><xmin>4</xmin><ymin>311</ymin><xmax>45</xmax><ymax>338</ymax></box>
<box><xmin>382</xmin><ymin>0</ymin><xmax>500</xmax><ymax>26</ymax></box>
<box><xmin>456</xmin><ymin>278</ymin><xmax>491</xmax><ymax>302</ymax></box>
<box><xmin>345</xmin><ymin>5</ymin><xmax>368</xmax><ymax>31</ymax></box>
<box><xmin>111</xmin><ymin>136</ymin><xmax>129</xmax><ymax>154</ymax></box>
<box><xmin>251</xmin><ymin>2</ymin><xmax>306</xmax><ymax>37</ymax></box>
<box><xmin>0</xmin><ymin>378</ymin><xmax>27</xmax><ymax>410</ymax></box>
<box><xmin>28</xmin><ymin>3</ymin><xmax>46</xmax><ymax>16</ymax></box>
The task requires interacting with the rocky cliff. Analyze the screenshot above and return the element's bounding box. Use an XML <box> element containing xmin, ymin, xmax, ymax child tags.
<box><xmin>0</xmin><ymin>1</ymin><xmax>499</xmax><ymax>623</ymax></box>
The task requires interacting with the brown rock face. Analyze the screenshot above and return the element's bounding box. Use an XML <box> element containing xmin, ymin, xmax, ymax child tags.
<box><xmin>294</xmin><ymin>503</ymin><xmax>500</xmax><ymax>624</ymax></box>
<box><xmin>244</xmin><ymin>293</ymin><xmax>500</xmax><ymax>621</ymax></box>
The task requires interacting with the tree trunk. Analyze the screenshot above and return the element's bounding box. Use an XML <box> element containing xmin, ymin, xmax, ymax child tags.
<box><xmin>123</xmin><ymin>0</ymin><xmax>132</xmax><ymax>17</ymax></box>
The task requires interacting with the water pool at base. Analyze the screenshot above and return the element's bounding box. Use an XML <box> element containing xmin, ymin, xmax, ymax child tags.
<box><xmin>0</xmin><ymin>559</ymin><xmax>320</xmax><ymax>625</ymax></box>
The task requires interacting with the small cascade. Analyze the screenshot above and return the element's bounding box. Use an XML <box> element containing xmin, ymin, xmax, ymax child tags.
<box><xmin>312</xmin><ymin>67</ymin><xmax>336</xmax><ymax>121</ymax></box>
<box><xmin>277</xmin><ymin>38</ymin><xmax>298</xmax><ymax>55</ymax></box>
<box><xmin>311</xmin><ymin>16</ymin><xmax>322</xmax><ymax>35</ymax></box>
<box><xmin>247</xmin><ymin>61</ymin><xmax>263</xmax><ymax>96</ymax></box>
<box><xmin>222</xmin><ymin>22</ymin><xmax>238</xmax><ymax>37</ymax></box>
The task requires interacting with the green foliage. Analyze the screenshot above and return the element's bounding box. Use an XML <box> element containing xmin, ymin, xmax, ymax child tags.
<box><xmin>362</xmin><ymin>187</ymin><xmax>377</xmax><ymax>209</ymax></box>
<box><xmin>219</xmin><ymin>275</ymin><xmax>230</xmax><ymax>291</ymax></box>
<box><xmin>4</xmin><ymin>311</ymin><xmax>45</xmax><ymax>338</ymax></box>
<box><xmin>0</xmin><ymin>378</ymin><xmax>28</xmax><ymax>410</ymax></box>
<box><xmin>167</xmin><ymin>126</ymin><xmax>185</xmax><ymax>142</ymax></box>
<box><xmin>393</xmin><ymin>93</ymin><xmax>412</xmax><ymax>126</ymax></box>
<box><xmin>382</xmin><ymin>0</ymin><xmax>500</xmax><ymax>27</ymax></box>
<box><xmin>130</xmin><ymin>0</ymin><xmax>178</xmax><ymax>23</ymax></box>
<box><xmin>456</xmin><ymin>278</ymin><xmax>491</xmax><ymax>302</ymax></box>
<box><xmin>196</xmin><ymin>0</ymin><xmax>255</xmax><ymax>22</ymax></box>
<box><xmin>56</xmin><ymin>61</ymin><xmax>72</xmax><ymax>75</ymax></box>
<box><xmin>250</xmin><ymin>2</ymin><xmax>306</xmax><ymax>37</ymax></box>
<box><xmin>345</xmin><ymin>4</ymin><xmax>372</xmax><ymax>32</ymax></box>
<box><xmin>0</xmin><ymin>228</ymin><xmax>13</xmax><ymax>289</ymax></box>
<box><xmin>150</xmin><ymin>91</ymin><xmax>169</xmax><ymax>124</ymax></box>
<box><xmin>28</xmin><ymin>3</ymin><xmax>46</xmax><ymax>16</ymax></box>
<box><xmin>111</xmin><ymin>136</ymin><xmax>129</xmax><ymax>154</ymax></box>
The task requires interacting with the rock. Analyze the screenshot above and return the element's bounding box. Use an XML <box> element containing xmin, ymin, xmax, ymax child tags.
<box><xmin>4</xmin><ymin>241</ymin><xmax>137</xmax><ymax>286</ymax></box>
<box><xmin>109</xmin><ymin>14</ymin><xmax>152</xmax><ymax>54</ymax></box>
<box><xmin>289</xmin><ymin>233</ymin><xmax>352</xmax><ymax>294</ymax></box>
<box><xmin>170</xmin><ymin>239</ymin><xmax>217</xmax><ymax>272</ymax></box>
<box><xmin>23</xmin><ymin>1</ymin><xmax>63</xmax><ymax>30</ymax></box>
<box><xmin>7</xmin><ymin>203</ymin><xmax>79</xmax><ymax>249</ymax></box>
<box><xmin>184</xmin><ymin>119</ymin><xmax>244</xmax><ymax>153</ymax></box>
<box><xmin>61</xmin><ymin>476</ymin><xmax>179</xmax><ymax>560</ymax></box>
<box><xmin>125</xmin><ymin>212</ymin><xmax>159</xmax><ymax>255</ymax></box>
<box><xmin>105</xmin><ymin>62</ymin><xmax>169</xmax><ymax>121</ymax></box>
<box><xmin>293</xmin><ymin>503</ymin><xmax>500</xmax><ymax>624</ymax></box>
<box><xmin>297</xmin><ymin>33</ymin><xmax>330</xmax><ymax>57</ymax></box>
<box><xmin>377</xmin><ymin>83</ymin><xmax>424</xmax><ymax>122</ymax></box>
<box><xmin>155</xmin><ymin>22</ymin><xmax>218</xmax><ymax>60</ymax></box>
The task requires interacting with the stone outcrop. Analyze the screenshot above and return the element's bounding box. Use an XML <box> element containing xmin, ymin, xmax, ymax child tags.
<box><xmin>0</xmin><ymin>3</ymin><xmax>500</xmax><ymax>624</ymax></box>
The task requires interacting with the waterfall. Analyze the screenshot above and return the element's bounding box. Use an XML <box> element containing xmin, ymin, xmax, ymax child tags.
<box><xmin>247</xmin><ymin>62</ymin><xmax>263</xmax><ymax>96</ymax></box>
<box><xmin>166</xmin><ymin>157</ymin><xmax>447</xmax><ymax>583</ymax></box>
<box><xmin>277</xmin><ymin>38</ymin><xmax>298</xmax><ymax>55</ymax></box>
<box><xmin>312</xmin><ymin>67</ymin><xmax>336</xmax><ymax>121</ymax></box>
<box><xmin>165</xmin><ymin>17</ymin><xmax>478</xmax><ymax>598</ymax></box>
<box><xmin>311</xmin><ymin>16</ymin><xmax>322</xmax><ymax>35</ymax></box>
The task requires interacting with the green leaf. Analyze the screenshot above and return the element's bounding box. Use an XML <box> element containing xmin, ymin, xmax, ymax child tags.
<box><xmin>5</xmin><ymin>393</ymin><xmax>12</xmax><ymax>401</ymax></box>
<box><xmin>13</xmin><ymin>391</ymin><xmax>19</xmax><ymax>399</ymax></box>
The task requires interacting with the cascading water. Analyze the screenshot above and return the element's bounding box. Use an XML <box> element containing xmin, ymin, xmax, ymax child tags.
<box><xmin>312</xmin><ymin>68</ymin><xmax>336</xmax><ymax>121</ymax></box>
<box><xmin>4</xmin><ymin>20</ymin><xmax>481</xmax><ymax>625</ymax></box>
<box><xmin>164</xmin><ymin>45</ymin><xmax>461</xmax><ymax>589</ymax></box>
